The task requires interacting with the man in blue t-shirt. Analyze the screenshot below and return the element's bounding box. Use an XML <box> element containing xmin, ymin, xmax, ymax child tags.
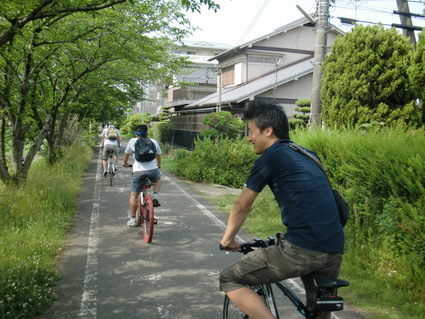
<box><xmin>219</xmin><ymin>101</ymin><xmax>344</xmax><ymax>319</ymax></box>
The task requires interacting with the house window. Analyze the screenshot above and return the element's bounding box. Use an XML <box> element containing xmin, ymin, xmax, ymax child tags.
<box><xmin>222</xmin><ymin>66</ymin><xmax>234</xmax><ymax>86</ymax></box>
<box><xmin>248</xmin><ymin>55</ymin><xmax>277</xmax><ymax>65</ymax></box>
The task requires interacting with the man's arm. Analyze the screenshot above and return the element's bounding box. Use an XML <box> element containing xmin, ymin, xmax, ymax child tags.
<box><xmin>123</xmin><ymin>153</ymin><xmax>130</xmax><ymax>167</ymax></box>
<box><xmin>221</xmin><ymin>186</ymin><xmax>259</xmax><ymax>250</ymax></box>
<box><xmin>101</xmin><ymin>131</ymin><xmax>105</xmax><ymax>147</ymax></box>
<box><xmin>156</xmin><ymin>154</ymin><xmax>161</xmax><ymax>168</ymax></box>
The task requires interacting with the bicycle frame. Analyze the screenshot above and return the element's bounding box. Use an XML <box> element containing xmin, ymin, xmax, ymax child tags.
<box><xmin>107</xmin><ymin>150</ymin><xmax>115</xmax><ymax>186</ymax></box>
<box><xmin>273</xmin><ymin>280</ymin><xmax>311</xmax><ymax>318</ymax></box>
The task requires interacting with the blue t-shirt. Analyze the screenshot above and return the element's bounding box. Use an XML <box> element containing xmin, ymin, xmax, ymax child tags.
<box><xmin>245</xmin><ymin>140</ymin><xmax>344</xmax><ymax>254</ymax></box>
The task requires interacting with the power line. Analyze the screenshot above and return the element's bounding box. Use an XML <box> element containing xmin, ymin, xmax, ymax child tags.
<box><xmin>234</xmin><ymin>0</ymin><xmax>271</xmax><ymax>46</ymax></box>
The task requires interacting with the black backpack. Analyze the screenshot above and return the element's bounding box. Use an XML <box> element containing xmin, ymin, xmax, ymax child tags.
<box><xmin>134</xmin><ymin>137</ymin><xmax>156</xmax><ymax>162</ymax></box>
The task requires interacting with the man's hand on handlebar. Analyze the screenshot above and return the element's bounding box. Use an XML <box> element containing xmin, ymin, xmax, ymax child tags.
<box><xmin>219</xmin><ymin>239</ymin><xmax>241</xmax><ymax>252</ymax></box>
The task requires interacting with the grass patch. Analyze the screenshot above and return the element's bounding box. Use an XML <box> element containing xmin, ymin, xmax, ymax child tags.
<box><xmin>0</xmin><ymin>143</ymin><xmax>93</xmax><ymax>319</ymax></box>
<box><xmin>161</xmin><ymin>154</ymin><xmax>178</xmax><ymax>174</ymax></box>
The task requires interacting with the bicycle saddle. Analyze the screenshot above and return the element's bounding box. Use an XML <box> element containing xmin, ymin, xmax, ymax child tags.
<box><xmin>313</xmin><ymin>274</ymin><xmax>349</xmax><ymax>289</ymax></box>
<box><xmin>140</xmin><ymin>176</ymin><xmax>152</xmax><ymax>187</ymax></box>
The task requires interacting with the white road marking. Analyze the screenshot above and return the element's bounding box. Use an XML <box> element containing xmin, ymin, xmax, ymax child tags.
<box><xmin>161</xmin><ymin>173</ymin><xmax>243</xmax><ymax>242</ymax></box>
<box><xmin>79</xmin><ymin>148</ymin><xmax>102</xmax><ymax>318</ymax></box>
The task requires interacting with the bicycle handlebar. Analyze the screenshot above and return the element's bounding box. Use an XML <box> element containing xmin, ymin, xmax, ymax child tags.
<box><xmin>219</xmin><ymin>236</ymin><xmax>276</xmax><ymax>254</ymax></box>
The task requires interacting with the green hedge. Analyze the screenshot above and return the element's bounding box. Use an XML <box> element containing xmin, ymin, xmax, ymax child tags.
<box><xmin>176</xmin><ymin>137</ymin><xmax>257</xmax><ymax>188</ymax></box>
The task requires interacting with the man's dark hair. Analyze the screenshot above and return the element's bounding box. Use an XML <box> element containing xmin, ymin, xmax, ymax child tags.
<box><xmin>243</xmin><ymin>101</ymin><xmax>290</xmax><ymax>139</ymax></box>
<box><xmin>134</xmin><ymin>124</ymin><xmax>148</xmax><ymax>136</ymax></box>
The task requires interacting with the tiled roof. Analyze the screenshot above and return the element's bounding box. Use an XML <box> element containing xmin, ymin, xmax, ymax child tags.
<box><xmin>210</xmin><ymin>16</ymin><xmax>344</xmax><ymax>62</ymax></box>
<box><xmin>185</xmin><ymin>58</ymin><xmax>313</xmax><ymax>108</ymax></box>
<box><xmin>174</xmin><ymin>66</ymin><xmax>217</xmax><ymax>85</ymax></box>
<box><xmin>180</xmin><ymin>40</ymin><xmax>232</xmax><ymax>50</ymax></box>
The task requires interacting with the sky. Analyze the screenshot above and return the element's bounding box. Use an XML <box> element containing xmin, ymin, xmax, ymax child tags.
<box><xmin>185</xmin><ymin>0</ymin><xmax>425</xmax><ymax>46</ymax></box>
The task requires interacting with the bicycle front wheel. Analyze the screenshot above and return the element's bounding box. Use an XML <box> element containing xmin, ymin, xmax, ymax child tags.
<box><xmin>142</xmin><ymin>195</ymin><xmax>154</xmax><ymax>243</ymax></box>
<box><xmin>223</xmin><ymin>296</ymin><xmax>249</xmax><ymax>319</ymax></box>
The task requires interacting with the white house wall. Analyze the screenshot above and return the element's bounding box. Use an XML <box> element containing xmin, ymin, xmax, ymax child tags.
<box><xmin>256</xmin><ymin>26</ymin><xmax>316</xmax><ymax>52</ymax></box>
<box><xmin>247</xmin><ymin>63</ymin><xmax>279</xmax><ymax>83</ymax></box>
<box><xmin>234</xmin><ymin>62</ymin><xmax>244</xmax><ymax>85</ymax></box>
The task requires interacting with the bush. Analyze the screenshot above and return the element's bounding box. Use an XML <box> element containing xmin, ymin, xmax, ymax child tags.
<box><xmin>176</xmin><ymin>137</ymin><xmax>257</xmax><ymax>188</ymax></box>
<box><xmin>152</xmin><ymin>121</ymin><xmax>175</xmax><ymax>144</ymax></box>
<box><xmin>292</xmin><ymin>128</ymin><xmax>425</xmax><ymax>292</ymax></box>
<box><xmin>201</xmin><ymin>111</ymin><xmax>245</xmax><ymax>140</ymax></box>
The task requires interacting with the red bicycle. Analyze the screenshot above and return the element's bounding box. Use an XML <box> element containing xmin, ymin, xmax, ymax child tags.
<box><xmin>134</xmin><ymin>176</ymin><xmax>155</xmax><ymax>243</ymax></box>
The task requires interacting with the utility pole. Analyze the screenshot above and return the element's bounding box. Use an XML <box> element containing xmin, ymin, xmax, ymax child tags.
<box><xmin>310</xmin><ymin>0</ymin><xmax>330</xmax><ymax>127</ymax></box>
<box><xmin>395</xmin><ymin>0</ymin><xmax>416</xmax><ymax>46</ymax></box>
<box><xmin>216</xmin><ymin>67</ymin><xmax>222</xmax><ymax>112</ymax></box>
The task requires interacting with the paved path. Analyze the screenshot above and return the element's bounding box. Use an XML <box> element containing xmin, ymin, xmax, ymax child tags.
<box><xmin>41</xmin><ymin>145</ymin><xmax>362</xmax><ymax>319</ymax></box>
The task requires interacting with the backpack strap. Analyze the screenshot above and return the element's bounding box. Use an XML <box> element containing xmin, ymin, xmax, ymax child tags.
<box><xmin>280</xmin><ymin>141</ymin><xmax>332</xmax><ymax>187</ymax></box>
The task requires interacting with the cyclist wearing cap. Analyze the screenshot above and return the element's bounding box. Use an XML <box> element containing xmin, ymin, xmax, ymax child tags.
<box><xmin>123</xmin><ymin>124</ymin><xmax>162</xmax><ymax>227</ymax></box>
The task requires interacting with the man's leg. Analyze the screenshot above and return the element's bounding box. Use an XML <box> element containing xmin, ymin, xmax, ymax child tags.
<box><xmin>220</xmin><ymin>245</ymin><xmax>290</xmax><ymax>319</ymax></box>
<box><xmin>129</xmin><ymin>192</ymin><xmax>138</xmax><ymax>217</ymax></box>
<box><xmin>153</xmin><ymin>178</ymin><xmax>161</xmax><ymax>194</ymax></box>
<box><xmin>226</xmin><ymin>287</ymin><xmax>275</xmax><ymax>319</ymax></box>
<box><xmin>114</xmin><ymin>152</ymin><xmax>119</xmax><ymax>169</ymax></box>
<box><xmin>127</xmin><ymin>192</ymin><xmax>139</xmax><ymax>227</ymax></box>
<box><xmin>152</xmin><ymin>177</ymin><xmax>161</xmax><ymax>207</ymax></box>
<box><xmin>102</xmin><ymin>147</ymin><xmax>108</xmax><ymax>176</ymax></box>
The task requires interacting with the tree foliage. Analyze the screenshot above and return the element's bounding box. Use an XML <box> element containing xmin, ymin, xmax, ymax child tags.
<box><xmin>321</xmin><ymin>24</ymin><xmax>422</xmax><ymax>128</ymax></box>
<box><xmin>0</xmin><ymin>0</ymin><xmax>218</xmax><ymax>184</ymax></box>
<box><xmin>201</xmin><ymin>111</ymin><xmax>245</xmax><ymax>140</ymax></box>
<box><xmin>293</xmin><ymin>98</ymin><xmax>311</xmax><ymax>126</ymax></box>
<box><xmin>408</xmin><ymin>29</ymin><xmax>425</xmax><ymax>123</ymax></box>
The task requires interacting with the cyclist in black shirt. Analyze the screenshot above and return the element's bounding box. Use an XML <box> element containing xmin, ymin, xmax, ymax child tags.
<box><xmin>219</xmin><ymin>101</ymin><xmax>344</xmax><ymax>319</ymax></box>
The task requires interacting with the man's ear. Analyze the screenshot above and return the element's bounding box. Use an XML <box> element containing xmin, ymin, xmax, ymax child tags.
<box><xmin>263</xmin><ymin>126</ymin><xmax>274</xmax><ymax>137</ymax></box>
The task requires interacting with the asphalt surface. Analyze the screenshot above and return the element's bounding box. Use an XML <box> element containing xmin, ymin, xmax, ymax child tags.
<box><xmin>41</xmin><ymin>142</ymin><xmax>363</xmax><ymax>319</ymax></box>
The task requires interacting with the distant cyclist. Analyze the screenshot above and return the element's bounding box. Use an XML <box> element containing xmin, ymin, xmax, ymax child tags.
<box><xmin>101</xmin><ymin>124</ymin><xmax>121</xmax><ymax>177</ymax></box>
<box><xmin>123</xmin><ymin>124</ymin><xmax>162</xmax><ymax>227</ymax></box>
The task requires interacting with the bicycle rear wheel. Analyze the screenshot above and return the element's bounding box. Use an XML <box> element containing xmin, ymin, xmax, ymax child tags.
<box><xmin>142</xmin><ymin>195</ymin><xmax>154</xmax><ymax>243</ymax></box>
<box><xmin>109</xmin><ymin>163</ymin><xmax>114</xmax><ymax>186</ymax></box>
<box><xmin>223</xmin><ymin>296</ymin><xmax>249</xmax><ymax>319</ymax></box>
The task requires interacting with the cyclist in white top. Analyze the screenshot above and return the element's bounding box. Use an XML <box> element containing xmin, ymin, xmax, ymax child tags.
<box><xmin>101</xmin><ymin>124</ymin><xmax>121</xmax><ymax>177</ymax></box>
<box><xmin>123</xmin><ymin>124</ymin><xmax>162</xmax><ymax>227</ymax></box>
